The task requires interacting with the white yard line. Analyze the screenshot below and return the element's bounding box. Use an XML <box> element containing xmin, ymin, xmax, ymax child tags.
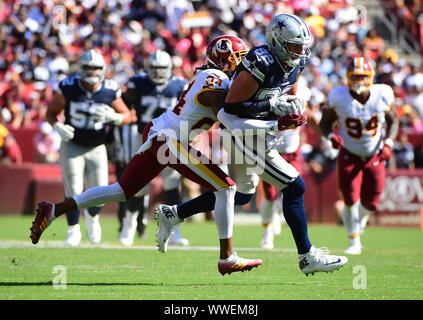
<box><xmin>0</xmin><ymin>239</ymin><xmax>296</xmax><ymax>253</ymax></box>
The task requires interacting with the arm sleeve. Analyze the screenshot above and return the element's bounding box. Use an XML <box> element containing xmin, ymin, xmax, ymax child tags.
<box><xmin>223</xmin><ymin>100</ymin><xmax>272</xmax><ymax>116</ymax></box>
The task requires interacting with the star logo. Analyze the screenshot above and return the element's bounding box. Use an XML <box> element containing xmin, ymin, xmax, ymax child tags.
<box><xmin>277</xmin><ymin>20</ymin><xmax>288</xmax><ymax>29</ymax></box>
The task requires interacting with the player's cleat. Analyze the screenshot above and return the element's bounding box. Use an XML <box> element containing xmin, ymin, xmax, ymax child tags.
<box><xmin>155</xmin><ymin>205</ymin><xmax>181</xmax><ymax>253</ymax></box>
<box><xmin>65</xmin><ymin>224</ymin><xmax>81</xmax><ymax>247</ymax></box>
<box><xmin>30</xmin><ymin>201</ymin><xmax>56</xmax><ymax>244</ymax></box>
<box><xmin>119</xmin><ymin>212</ymin><xmax>138</xmax><ymax>246</ymax></box>
<box><xmin>299</xmin><ymin>246</ymin><xmax>348</xmax><ymax>276</ymax></box>
<box><xmin>344</xmin><ymin>245</ymin><xmax>362</xmax><ymax>255</ymax></box>
<box><xmin>83</xmin><ymin>210</ymin><xmax>101</xmax><ymax>244</ymax></box>
<box><xmin>260</xmin><ymin>225</ymin><xmax>274</xmax><ymax>249</ymax></box>
<box><xmin>168</xmin><ymin>236</ymin><xmax>189</xmax><ymax>246</ymax></box>
<box><xmin>218</xmin><ymin>252</ymin><xmax>262</xmax><ymax>275</ymax></box>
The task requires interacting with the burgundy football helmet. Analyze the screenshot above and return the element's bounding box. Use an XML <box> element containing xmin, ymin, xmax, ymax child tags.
<box><xmin>346</xmin><ymin>56</ymin><xmax>375</xmax><ymax>94</ymax></box>
<box><xmin>206</xmin><ymin>35</ymin><xmax>249</xmax><ymax>74</ymax></box>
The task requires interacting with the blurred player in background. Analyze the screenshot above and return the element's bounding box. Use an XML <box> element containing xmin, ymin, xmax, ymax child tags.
<box><xmin>259</xmin><ymin>77</ymin><xmax>312</xmax><ymax>249</ymax></box>
<box><xmin>319</xmin><ymin>56</ymin><xmax>399</xmax><ymax>255</ymax></box>
<box><xmin>31</xmin><ymin>36</ymin><xmax>263</xmax><ymax>276</ymax></box>
<box><xmin>158</xmin><ymin>14</ymin><xmax>348</xmax><ymax>276</ymax></box>
<box><xmin>115</xmin><ymin>50</ymin><xmax>189</xmax><ymax>246</ymax></box>
<box><xmin>0</xmin><ymin>118</ymin><xmax>22</xmax><ymax>165</ymax></box>
<box><xmin>45</xmin><ymin>49</ymin><xmax>131</xmax><ymax>246</ymax></box>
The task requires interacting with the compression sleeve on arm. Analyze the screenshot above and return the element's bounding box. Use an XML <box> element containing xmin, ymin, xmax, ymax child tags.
<box><xmin>223</xmin><ymin>100</ymin><xmax>271</xmax><ymax>115</ymax></box>
<box><xmin>217</xmin><ymin>109</ymin><xmax>278</xmax><ymax>135</ymax></box>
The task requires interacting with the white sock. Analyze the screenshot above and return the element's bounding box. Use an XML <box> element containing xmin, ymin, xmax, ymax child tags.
<box><xmin>125</xmin><ymin>209</ymin><xmax>139</xmax><ymax>221</ymax></box>
<box><xmin>213</xmin><ymin>185</ymin><xmax>236</xmax><ymax>239</ymax></box>
<box><xmin>260</xmin><ymin>199</ymin><xmax>274</xmax><ymax>226</ymax></box>
<box><xmin>74</xmin><ymin>182</ymin><xmax>126</xmax><ymax>210</ymax></box>
<box><xmin>342</xmin><ymin>202</ymin><xmax>361</xmax><ymax>245</ymax></box>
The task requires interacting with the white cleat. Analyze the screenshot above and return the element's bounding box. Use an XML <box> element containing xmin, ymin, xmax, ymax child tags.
<box><xmin>168</xmin><ymin>236</ymin><xmax>189</xmax><ymax>246</ymax></box>
<box><xmin>84</xmin><ymin>210</ymin><xmax>101</xmax><ymax>244</ymax></box>
<box><xmin>218</xmin><ymin>252</ymin><xmax>262</xmax><ymax>275</ymax></box>
<box><xmin>260</xmin><ymin>226</ymin><xmax>274</xmax><ymax>249</ymax></box>
<box><xmin>299</xmin><ymin>246</ymin><xmax>348</xmax><ymax>276</ymax></box>
<box><xmin>119</xmin><ymin>212</ymin><xmax>138</xmax><ymax>246</ymax></box>
<box><xmin>344</xmin><ymin>245</ymin><xmax>362</xmax><ymax>255</ymax></box>
<box><xmin>155</xmin><ymin>205</ymin><xmax>181</xmax><ymax>253</ymax></box>
<box><xmin>65</xmin><ymin>224</ymin><xmax>81</xmax><ymax>247</ymax></box>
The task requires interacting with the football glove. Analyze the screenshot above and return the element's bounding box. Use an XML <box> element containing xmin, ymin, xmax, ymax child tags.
<box><xmin>92</xmin><ymin>106</ymin><xmax>123</xmax><ymax>125</ymax></box>
<box><xmin>328</xmin><ymin>132</ymin><xmax>343</xmax><ymax>149</ymax></box>
<box><xmin>278</xmin><ymin>112</ymin><xmax>307</xmax><ymax>131</ymax></box>
<box><xmin>269</xmin><ymin>95</ymin><xmax>303</xmax><ymax>117</ymax></box>
<box><xmin>53</xmin><ymin>122</ymin><xmax>75</xmax><ymax>142</ymax></box>
<box><xmin>379</xmin><ymin>139</ymin><xmax>394</xmax><ymax>161</ymax></box>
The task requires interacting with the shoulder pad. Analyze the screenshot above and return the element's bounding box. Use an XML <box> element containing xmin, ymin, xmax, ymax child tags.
<box><xmin>377</xmin><ymin>84</ymin><xmax>395</xmax><ymax>108</ymax></box>
<box><xmin>239</xmin><ymin>46</ymin><xmax>277</xmax><ymax>83</ymax></box>
<box><xmin>103</xmin><ymin>79</ymin><xmax>120</xmax><ymax>91</ymax></box>
<box><xmin>196</xmin><ymin>69</ymin><xmax>229</xmax><ymax>91</ymax></box>
<box><xmin>328</xmin><ymin>87</ymin><xmax>348</xmax><ymax>108</ymax></box>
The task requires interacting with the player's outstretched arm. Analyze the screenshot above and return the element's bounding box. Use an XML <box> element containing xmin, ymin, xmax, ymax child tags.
<box><xmin>384</xmin><ymin>104</ymin><xmax>399</xmax><ymax>143</ymax></box>
<box><xmin>318</xmin><ymin>107</ymin><xmax>338</xmax><ymax>138</ymax></box>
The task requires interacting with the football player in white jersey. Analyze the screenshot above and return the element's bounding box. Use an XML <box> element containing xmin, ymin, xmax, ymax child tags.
<box><xmin>44</xmin><ymin>49</ymin><xmax>132</xmax><ymax>246</ymax></box>
<box><xmin>30</xmin><ymin>35</ymin><xmax>263</xmax><ymax>276</ymax></box>
<box><xmin>319</xmin><ymin>56</ymin><xmax>399</xmax><ymax>255</ymax></box>
<box><xmin>157</xmin><ymin>14</ymin><xmax>348</xmax><ymax>276</ymax></box>
<box><xmin>116</xmin><ymin>50</ymin><xmax>188</xmax><ymax>247</ymax></box>
<box><xmin>260</xmin><ymin>77</ymin><xmax>312</xmax><ymax>249</ymax></box>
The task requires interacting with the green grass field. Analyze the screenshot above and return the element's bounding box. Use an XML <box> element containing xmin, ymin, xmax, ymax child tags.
<box><xmin>0</xmin><ymin>214</ymin><xmax>422</xmax><ymax>302</ymax></box>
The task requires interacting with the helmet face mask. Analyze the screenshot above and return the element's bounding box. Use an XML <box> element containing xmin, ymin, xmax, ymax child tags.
<box><xmin>79</xmin><ymin>49</ymin><xmax>106</xmax><ymax>85</ymax></box>
<box><xmin>146</xmin><ymin>50</ymin><xmax>172</xmax><ymax>85</ymax></box>
<box><xmin>266</xmin><ymin>14</ymin><xmax>313</xmax><ymax>69</ymax></box>
<box><xmin>346</xmin><ymin>57</ymin><xmax>374</xmax><ymax>95</ymax></box>
<box><xmin>206</xmin><ymin>35</ymin><xmax>249</xmax><ymax>75</ymax></box>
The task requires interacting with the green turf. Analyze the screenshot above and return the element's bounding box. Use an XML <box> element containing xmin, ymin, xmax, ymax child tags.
<box><xmin>0</xmin><ymin>214</ymin><xmax>422</xmax><ymax>300</ymax></box>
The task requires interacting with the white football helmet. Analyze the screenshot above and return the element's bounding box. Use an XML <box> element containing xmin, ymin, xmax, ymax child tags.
<box><xmin>79</xmin><ymin>49</ymin><xmax>106</xmax><ymax>85</ymax></box>
<box><xmin>265</xmin><ymin>14</ymin><xmax>313</xmax><ymax>69</ymax></box>
<box><xmin>146</xmin><ymin>50</ymin><xmax>172</xmax><ymax>85</ymax></box>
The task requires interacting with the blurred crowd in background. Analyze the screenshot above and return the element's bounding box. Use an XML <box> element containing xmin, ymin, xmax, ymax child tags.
<box><xmin>0</xmin><ymin>0</ymin><xmax>422</xmax><ymax>171</ymax></box>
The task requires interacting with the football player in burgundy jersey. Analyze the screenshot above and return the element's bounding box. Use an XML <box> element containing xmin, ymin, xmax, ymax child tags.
<box><xmin>30</xmin><ymin>36</ymin><xmax>263</xmax><ymax>276</ymax></box>
<box><xmin>319</xmin><ymin>56</ymin><xmax>399</xmax><ymax>255</ymax></box>
<box><xmin>115</xmin><ymin>50</ymin><xmax>188</xmax><ymax>247</ymax></box>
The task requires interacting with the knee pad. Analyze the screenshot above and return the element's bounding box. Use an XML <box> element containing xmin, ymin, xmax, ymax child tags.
<box><xmin>282</xmin><ymin>175</ymin><xmax>305</xmax><ymax>197</ymax></box>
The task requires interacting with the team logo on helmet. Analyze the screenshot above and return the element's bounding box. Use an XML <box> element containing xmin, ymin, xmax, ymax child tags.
<box><xmin>215</xmin><ymin>39</ymin><xmax>232</xmax><ymax>55</ymax></box>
